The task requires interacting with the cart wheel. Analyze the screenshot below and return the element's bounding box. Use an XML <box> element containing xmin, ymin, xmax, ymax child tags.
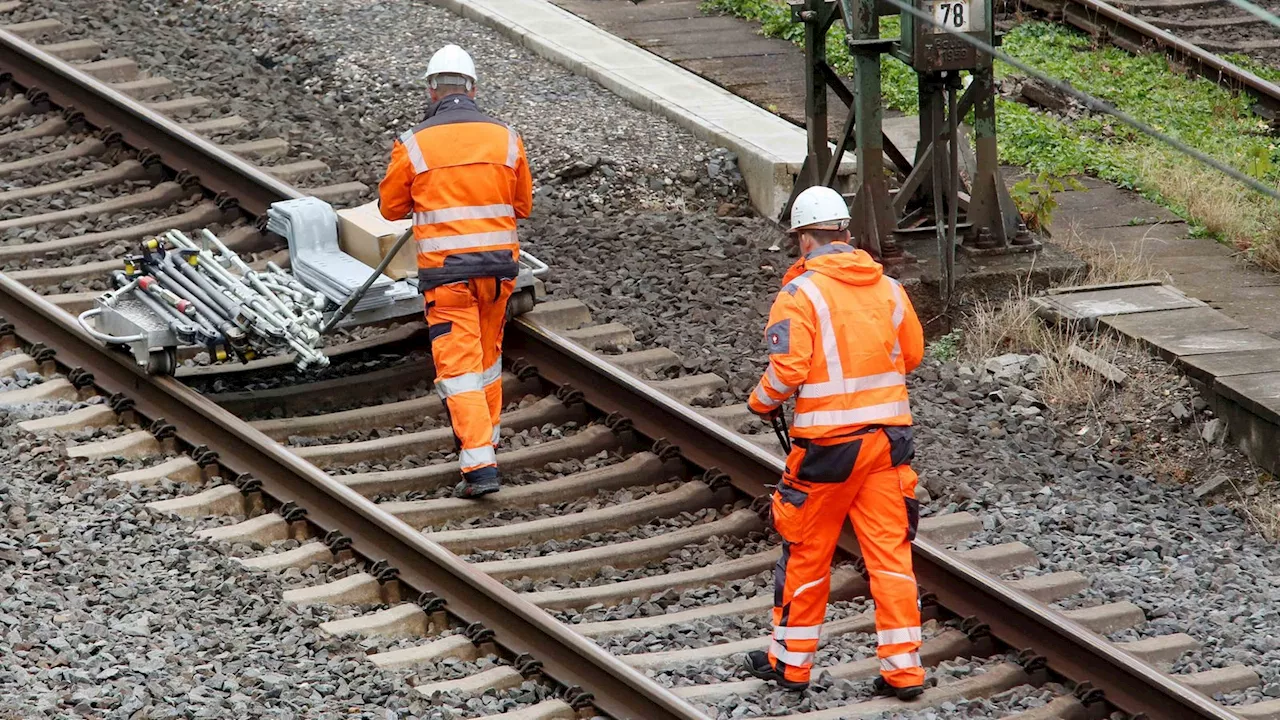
<box><xmin>507</xmin><ymin>290</ymin><xmax>535</xmax><ymax>321</ymax></box>
<box><xmin>146</xmin><ymin>347</ymin><xmax>177</xmax><ymax>376</ymax></box>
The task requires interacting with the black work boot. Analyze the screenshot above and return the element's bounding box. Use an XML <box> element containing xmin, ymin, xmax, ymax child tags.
<box><xmin>743</xmin><ymin>650</ymin><xmax>809</xmax><ymax>691</ymax></box>
<box><xmin>872</xmin><ymin>676</ymin><xmax>924</xmax><ymax>701</ymax></box>
<box><xmin>454</xmin><ymin>476</ymin><xmax>500</xmax><ymax>499</ymax></box>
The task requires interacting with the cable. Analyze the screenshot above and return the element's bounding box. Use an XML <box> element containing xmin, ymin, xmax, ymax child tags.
<box><xmin>878</xmin><ymin>0</ymin><xmax>1280</xmax><ymax>204</ymax></box>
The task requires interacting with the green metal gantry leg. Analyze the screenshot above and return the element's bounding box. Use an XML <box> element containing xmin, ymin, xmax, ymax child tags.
<box><xmin>847</xmin><ymin>0</ymin><xmax>900</xmax><ymax>261</ymax></box>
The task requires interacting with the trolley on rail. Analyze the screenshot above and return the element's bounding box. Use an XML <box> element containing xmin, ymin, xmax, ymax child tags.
<box><xmin>76</xmin><ymin>197</ymin><xmax>547</xmax><ymax>375</ymax></box>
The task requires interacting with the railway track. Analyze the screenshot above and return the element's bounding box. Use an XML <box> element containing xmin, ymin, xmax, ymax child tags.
<box><xmin>0</xmin><ymin>12</ymin><xmax>1276</xmax><ymax>720</ymax></box>
<box><xmin>1018</xmin><ymin>0</ymin><xmax>1280</xmax><ymax>118</ymax></box>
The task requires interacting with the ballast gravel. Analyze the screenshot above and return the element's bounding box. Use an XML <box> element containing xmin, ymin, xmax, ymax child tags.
<box><xmin>0</xmin><ymin>399</ymin><xmax>448</xmax><ymax>719</ymax></box>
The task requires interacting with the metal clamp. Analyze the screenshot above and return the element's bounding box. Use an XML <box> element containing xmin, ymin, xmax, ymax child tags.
<box><xmin>66</xmin><ymin>367</ymin><xmax>94</xmax><ymax>389</ymax></box>
<box><xmin>107</xmin><ymin>393</ymin><xmax>135</xmax><ymax>414</ymax></box>
<box><xmin>701</xmin><ymin>469</ymin><xmax>732</xmax><ymax>490</ymax></box>
<box><xmin>233</xmin><ymin>473</ymin><xmax>263</xmax><ymax>493</ymax></box>
<box><xmin>561</xmin><ymin>686</ymin><xmax>595</xmax><ymax>710</ymax></box>
<box><xmin>464</xmin><ymin>622</ymin><xmax>495</xmax><ymax>645</ymax></box>
<box><xmin>190</xmin><ymin>445</ymin><xmax>220</xmax><ymax>467</ymax></box>
<box><xmin>959</xmin><ymin>616</ymin><xmax>990</xmax><ymax>640</ymax></box>
<box><xmin>323</xmin><ymin>530</ymin><xmax>352</xmax><ymax>554</ymax></box>
<box><xmin>417</xmin><ymin>591</ymin><xmax>446</xmax><ymax>613</ymax></box>
<box><xmin>369</xmin><ymin>559</ymin><xmax>399</xmax><ymax>584</ymax></box>
<box><xmin>651</xmin><ymin>438</ymin><xmax>682</xmax><ymax>461</ymax></box>
<box><xmin>279</xmin><ymin>501</ymin><xmax>308</xmax><ymax>523</ymax></box>
<box><xmin>555</xmin><ymin>384</ymin><xmax>584</xmax><ymax>406</ymax></box>
<box><xmin>603</xmin><ymin>413</ymin><xmax>633</xmax><ymax>434</ymax></box>
<box><xmin>509</xmin><ymin>358</ymin><xmax>539</xmax><ymax>381</ymax></box>
<box><xmin>148</xmin><ymin>418</ymin><xmax>176</xmax><ymax>440</ymax></box>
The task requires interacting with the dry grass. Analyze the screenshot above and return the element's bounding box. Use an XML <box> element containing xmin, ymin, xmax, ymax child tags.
<box><xmin>952</xmin><ymin>224</ymin><xmax>1164</xmax><ymax>408</ymax></box>
<box><xmin>1122</xmin><ymin>146</ymin><xmax>1280</xmax><ymax>272</ymax></box>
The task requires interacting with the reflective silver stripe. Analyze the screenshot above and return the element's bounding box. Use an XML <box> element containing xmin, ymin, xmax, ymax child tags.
<box><xmin>764</xmin><ymin>365</ymin><xmax>796</xmax><ymax>396</ymax></box>
<box><xmin>505</xmin><ymin>128</ymin><xmax>519</xmax><ymax>168</ymax></box>
<box><xmin>459</xmin><ymin>445</ymin><xmax>496</xmax><ymax>468</ymax></box>
<box><xmin>417</xmin><ymin>230</ymin><xmax>518</xmax><ymax>254</ymax></box>
<box><xmin>792</xmin><ymin>400</ymin><xmax>911</xmax><ymax>428</ymax></box>
<box><xmin>791</xmin><ymin>577</ymin><xmax>826</xmax><ymax>599</ymax></box>
<box><xmin>491</xmin><ymin>425</ymin><xmax>502</xmax><ymax>445</ymax></box>
<box><xmin>797</xmin><ymin>371</ymin><xmax>905</xmax><ymax>399</ymax></box>
<box><xmin>752</xmin><ymin>384</ymin><xmax>782</xmax><ymax>410</ymax></box>
<box><xmin>399</xmin><ymin>130</ymin><xmax>428</xmax><ymax>174</ymax></box>
<box><xmin>792</xmin><ymin>276</ymin><xmax>845</xmax><ymax>386</ymax></box>
<box><xmin>773</xmin><ymin>625</ymin><xmax>822</xmax><ymax>641</ymax></box>
<box><xmin>769</xmin><ymin>641</ymin><xmax>815</xmax><ymax>667</ymax></box>
<box><xmin>435</xmin><ymin>372</ymin><xmax>483</xmax><ymax>398</ymax></box>
<box><xmin>414</xmin><ymin>204</ymin><xmax>515</xmax><ymax>225</ymax></box>
<box><xmin>888</xmin><ymin>277</ymin><xmax>905</xmax><ymax>364</ymax></box>
<box><xmin>888</xmin><ymin>277</ymin><xmax>906</xmax><ymax>330</ymax></box>
<box><xmin>876</xmin><ymin>627</ymin><xmax>922</xmax><ymax>645</ymax></box>
<box><xmin>482</xmin><ymin>359</ymin><xmax>502</xmax><ymax>386</ymax></box>
<box><xmin>874</xmin><ymin>569</ymin><xmax>917</xmax><ymax>584</ymax></box>
<box><xmin>880</xmin><ymin>651</ymin><xmax>922</xmax><ymax>671</ymax></box>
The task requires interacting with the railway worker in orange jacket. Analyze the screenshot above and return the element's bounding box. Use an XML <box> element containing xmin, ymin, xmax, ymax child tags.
<box><xmin>744</xmin><ymin>185</ymin><xmax>927</xmax><ymax>700</ymax></box>
<box><xmin>378</xmin><ymin>44</ymin><xmax>534</xmax><ymax>499</ymax></box>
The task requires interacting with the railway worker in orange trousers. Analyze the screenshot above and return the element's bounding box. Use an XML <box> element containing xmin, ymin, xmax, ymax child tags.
<box><xmin>378</xmin><ymin>43</ymin><xmax>533</xmax><ymax>499</ymax></box>
<box><xmin>744</xmin><ymin>185</ymin><xmax>927</xmax><ymax>700</ymax></box>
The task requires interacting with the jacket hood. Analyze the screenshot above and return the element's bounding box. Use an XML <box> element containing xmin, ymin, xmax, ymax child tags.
<box><xmin>798</xmin><ymin>242</ymin><xmax>883</xmax><ymax>285</ymax></box>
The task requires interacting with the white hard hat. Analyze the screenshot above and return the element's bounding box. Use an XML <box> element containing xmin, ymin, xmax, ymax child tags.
<box><xmin>789</xmin><ymin>185</ymin><xmax>850</xmax><ymax>231</ymax></box>
<box><xmin>425</xmin><ymin>44</ymin><xmax>477</xmax><ymax>88</ymax></box>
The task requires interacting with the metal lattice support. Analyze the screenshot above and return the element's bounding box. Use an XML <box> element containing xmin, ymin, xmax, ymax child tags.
<box><xmin>788</xmin><ymin>0</ymin><xmax>1028</xmax><ymax>288</ymax></box>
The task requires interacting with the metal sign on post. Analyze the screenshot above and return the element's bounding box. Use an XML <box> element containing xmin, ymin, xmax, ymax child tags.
<box><xmin>787</xmin><ymin>0</ymin><xmax>1031</xmax><ymax>302</ymax></box>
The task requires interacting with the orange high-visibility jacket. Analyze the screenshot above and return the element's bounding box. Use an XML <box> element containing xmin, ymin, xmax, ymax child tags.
<box><xmin>378</xmin><ymin>95</ymin><xmax>534</xmax><ymax>291</ymax></box>
<box><xmin>748</xmin><ymin>243</ymin><xmax>925</xmax><ymax>439</ymax></box>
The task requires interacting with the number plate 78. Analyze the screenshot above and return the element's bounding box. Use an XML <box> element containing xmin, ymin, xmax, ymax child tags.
<box><xmin>930</xmin><ymin>0</ymin><xmax>971</xmax><ymax>32</ymax></box>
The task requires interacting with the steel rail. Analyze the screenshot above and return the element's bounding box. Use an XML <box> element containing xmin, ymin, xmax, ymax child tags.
<box><xmin>0</xmin><ymin>28</ymin><xmax>302</xmax><ymax>216</ymax></box>
<box><xmin>0</xmin><ymin>273</ymin><xmax>707</xmax><ymax>720</ymax></box>
<box><xmin>1035</xmin><ymin>0</ymin><xmax>1280</xmax><ymax>116</ymax></box>
<box><xmin>507</xmin><ymin>317</ymin><xmax>1244</xmax><ymax>720</ymax></box>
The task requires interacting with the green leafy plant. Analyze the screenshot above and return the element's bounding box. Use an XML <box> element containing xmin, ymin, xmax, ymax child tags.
<box><xmin>928</xmin><ymin>330</ymin><xmax>962</xmax><ymax>361</ymax></box>
<box><xmin>1009</xmin><ymin>172</ymin><xmax>1084</xmax><ymax>233</ymax></box>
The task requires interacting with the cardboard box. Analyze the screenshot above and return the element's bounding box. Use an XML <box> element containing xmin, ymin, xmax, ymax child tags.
<box><xmin>336</xmin><ymin>201</ymin><xmax>416</xmax><ymax>281</ymax></box>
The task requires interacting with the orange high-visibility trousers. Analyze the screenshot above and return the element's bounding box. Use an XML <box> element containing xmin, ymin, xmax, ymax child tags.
<box><xmin>424</xmin><ymin>277</ymin><xmax>515</xmax><ymax>482</ymax></box>
<box><xmin>768</xmin><ymin>426</ymin><xmax>924</xmax><ymax>688</ymax></box>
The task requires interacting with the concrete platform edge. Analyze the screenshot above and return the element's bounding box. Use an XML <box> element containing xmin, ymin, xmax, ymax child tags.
<box><xmin>429</xmin><ymin>0</ymin><xmax>845</xmax><ymax>219</ymax></box>
<box><xmin>1046</xmin><ymin>282</ymin><xmax>1280</xmax><ymax>475</ymax></box>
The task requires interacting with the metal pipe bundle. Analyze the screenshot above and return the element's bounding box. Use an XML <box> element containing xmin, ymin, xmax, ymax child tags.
<box><xmin>116</xmin><ymin>231</ymin><xmax>330</xmax><ymax>371</ymax></box>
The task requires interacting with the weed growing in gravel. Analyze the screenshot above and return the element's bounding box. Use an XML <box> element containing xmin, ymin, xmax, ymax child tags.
<box><xmin>701</xmin><ymin>0</ymin><xmax>1280</xmax><ymax>268</ymax></box>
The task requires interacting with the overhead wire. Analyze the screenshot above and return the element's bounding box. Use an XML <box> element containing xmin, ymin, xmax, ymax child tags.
<box><xmin>1217</xmin><ymin>0</ymin><xmax>1280</xmax><ymax>33</ymax></box>
<box><xmin>875</xmin><ymin>0</ymin><xmax>1280</xmax><ymax>204</ymax></box>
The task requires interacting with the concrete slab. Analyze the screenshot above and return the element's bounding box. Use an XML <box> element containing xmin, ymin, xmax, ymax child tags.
<box><xmin>1218</xmin><ymin>372</ymin><xmax>1280</xmax><ymax>427</ymax></box>
<box><xmin>1051</xmin><ymin>186</ymin><xmax>1182</xmax><ymax>229</ymax></box>
<box><xmin>1037</xmin><ymin>284</ymin><xmax>1204</xmax><ymax>321</ymax></box>
<box><xmin>432</xmin><ymin>0</ymin><xmax>855</xmax><ymax>218</ymax></box>
<box><xmin>1180</xmin><ymin>349</ymin><xmax>1280</xmax><ymax>385</ymax></box>
<box><xmin>1145</xmin><ymin>329</ymin><xmax>1280</xmax><ymax>360</ymax></box>
<box><xmin>1100</xmin><ymin>307</ymin><xmax>1246</xmax><ymax>340</ymax></box>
